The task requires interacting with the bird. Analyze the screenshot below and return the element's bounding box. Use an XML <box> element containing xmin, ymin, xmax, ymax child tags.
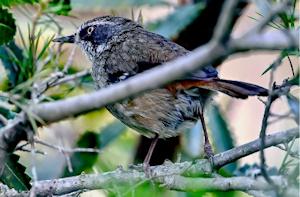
<box><xmin>53</xmin><ymin>15</ymin><xmax>268</xmax><ymax>175</ymax></box>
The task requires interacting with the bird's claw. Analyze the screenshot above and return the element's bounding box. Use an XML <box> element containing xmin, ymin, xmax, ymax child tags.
<box><xmin>204</xmin><ymin>142</ymin><xmax>214</xmax><ymax>166</ymax></box>
<box><xmin>143</xmin><ymin>162</ymin><xmax>152</xmax><ymax>178</ymax></box>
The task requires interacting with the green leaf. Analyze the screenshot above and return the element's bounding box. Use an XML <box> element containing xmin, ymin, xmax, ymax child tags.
<box><xmin>0</xmin><ymin>8</ymin><xmax>16</xmax><ymax>45</ymax></box>
<box><xmin>0</xmin><ymin>41</ymin><xmax>25</xmax><ymax>87</ymax></box>
<box><xmin>37</xmin><ymin>34</ymin><xmax>55</xmax><ymax>60</ymax></box>
<box><xmin>147</xmin><ymin>2</ymin><xmax>206</xmax><ymax>39</ymax></box>
<box><xmin>261</xmin><ymin>51</ymin><xmax>285</xmax><ymax>76</ymax></box>
<box><xmin>99</xmin><ymin>120</ymin><xmax>127</xmax><ymax>148</ymax></box>
<box><xmin>290</xmin><ymin>0</ymin><xmax>297</xmax><ymax>27</ymax></box>
<box><xmin>278</xmin><ymin>12</ymin><xmax>289</xmax><ymax>29</ymax></box>
<box><xmin>0</xmin><ymin>154</ymin><xmax>32</xmax><ymax>191</ymax></box>
<box><xmin>262</xmin><ymin>49</ymin><xmax>299</xmax><ymax>76</ymax></box>
<box><xmin>62</xmin><ymin>131</ymin><xmax>100</xmax><ymax>177</ymax></box>
<box><xmin>47</xmin><ymin>0</ymin><xmax>72</xmax><ymax>16</ymax></box>
<box><xmin>208</xmin><ymin>104</ymin><xmax>236</xmax><ymax>174</ymax></box>
<box><xmin>248</xmin><ymin>14</ymin><xmax>281</xmax><ymax>30</ymax></box>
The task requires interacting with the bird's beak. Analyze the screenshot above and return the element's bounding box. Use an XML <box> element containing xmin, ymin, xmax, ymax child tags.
<box><xmin>52</xmin><ymin>34</ymin><xmax>75</xmax><ymax>43</ymax></box>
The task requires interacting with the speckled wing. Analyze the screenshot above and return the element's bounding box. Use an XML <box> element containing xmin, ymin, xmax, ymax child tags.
<box><xmin>105</xmin><ymin>28</ymin><xmax>218</xmax><ymax>84</ymax></box>
<box><xmin>106</xmin><ymin>28</ymin><xmax>268</xmax><ymax>99</ymax></box>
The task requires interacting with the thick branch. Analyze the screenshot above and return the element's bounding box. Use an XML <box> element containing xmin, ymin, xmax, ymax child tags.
<box><xmin>2</xmin><ymin>128</ymin><xmax>298</xmax><ymax>196</ymax></box>
<box><xmin>159</xmin><ymin>175</ymin><xmax>289</xmax><ymax>192</ymax></box>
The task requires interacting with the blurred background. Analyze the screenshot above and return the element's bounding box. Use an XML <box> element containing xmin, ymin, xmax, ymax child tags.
<box><xmin>0</xmin><ymin>0</ymin><xmax>298</xmax><ymax>196</ymax></box>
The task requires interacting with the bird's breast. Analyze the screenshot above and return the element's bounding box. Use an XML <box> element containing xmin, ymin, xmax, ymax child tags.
<box><xmin>105</xmin><ymin>89</ymin><xmax>199</xmax><ymax>138</ymax></box>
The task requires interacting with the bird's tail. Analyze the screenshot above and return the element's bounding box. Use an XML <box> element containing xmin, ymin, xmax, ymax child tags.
<box><xmin>197</xmin><ymin>78</ymin><xmax>268</xmax><ymax>99</ymax></box>
<box><xmin>172</xmin><ymin>78</ymin><xmax>268</xmax><ymax>99</ymax></box>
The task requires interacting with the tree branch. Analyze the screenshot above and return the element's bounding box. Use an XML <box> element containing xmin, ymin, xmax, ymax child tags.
<box><xmin>158</xmin><ymin>175</ymin><xmax>291</xmax><ymax>193</ymax></box>
<box><xmin>214</xmin><ymin>127</ymin><xmax>299</xmax><ymax>169</ymax></box>
<box><xmin>1</xmin><ymin>127</ymin><xmax>298</xmax><ymax>196</ymax></box>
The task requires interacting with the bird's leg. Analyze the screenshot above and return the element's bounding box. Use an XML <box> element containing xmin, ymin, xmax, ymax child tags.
<box><xmin>199</xmin><ymin>108</ymin><xmax>214</xmax><ymax>166</ymax></box>
<box><xmin>143</xmin><ymin>134</ymin><xmax>159</xmax><ymax>178</ymax></box>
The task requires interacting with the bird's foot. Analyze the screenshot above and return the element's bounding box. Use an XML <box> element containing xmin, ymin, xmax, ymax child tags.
<box><xmin>143</xmin><ymin>162</ymin><xmax>157</xmax><ymax>189</ymax></box>
<box><xmin>143</xmin><ymin>162</ymin><xmax>152</xmax><ymax>179</ymax></box>
<box><xmin>204</xmin><ymin>142</ymin><xmax>214</xmax><ymax>166</ymax></box>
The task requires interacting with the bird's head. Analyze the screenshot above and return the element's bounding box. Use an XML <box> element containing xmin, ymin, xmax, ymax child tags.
<box><xmin>53</xmin><ymin>16</ymin><xmax>141</xmax><ymax>61</ymax></box>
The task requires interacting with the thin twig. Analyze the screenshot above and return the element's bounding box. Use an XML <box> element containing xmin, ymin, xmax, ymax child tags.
<box><xmin>33</xmin><ymin>138</ymin><xmax>102</xmax><ymax>173</ymax></box>
<box><xmin>34</xmin><ymin>139</ymin><xmax>102</xmax><ymax>154</ymax></box>
<box><xmin>64</xmin><ymin>152</ymin><xmax>73</xmax><ymax>173</ymax></box>
<box><xmin>17</xmin><ymin>147</ymin><xmax>47</xmax><ymax>155</ymax></box>
<box><xmin>37</xmin><ymin>71</ymin><xmax>64</xmax><ymax>96</ymax></box>
<box><xmin>55</xmin><ymin>42</ymin><xmax>63</xmax><ymax>72</ymax></box>
<box><xmin>49</xmin><ymin>69</ymin><xmax>91</xmax><ymax>88</ymax></box>
<box><xmin>0</xmin><ymin>113</ymin><xmax>24</xmax><ymax>139</ymax></box>
<box><xmin>15</xmin><ymin>142</ymin><xmax>30</xmax><ymax>150</ymax></box>
<box><xmin>37</xmin><ymin>36</ymin><xmax>79</xmax><ymax>97</ymax></box>
<box><xmin>259</xmin><ymin>56</ymin><xmax>283</xmax><ymax>187</ymax></box>
<box><xmin>30</xmin><ymin>141</ymin><xmax>38</xmax><ymax>197</ymax></box>
<box><xmin>0</xmin><ymin>92</ymin><xmax>22</xmax><ymax>100</ymax></box>
<box><xmin>257</xmin><ymin>97</ymin><xmax>267</xmax><ymax>106</ymax></box>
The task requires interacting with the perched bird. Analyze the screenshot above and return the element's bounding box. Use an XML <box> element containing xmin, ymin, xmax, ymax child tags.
<box><xmin>53</xmin><ymin>16</ymin><xmax>268</xmax><ymax>174</ymax></box>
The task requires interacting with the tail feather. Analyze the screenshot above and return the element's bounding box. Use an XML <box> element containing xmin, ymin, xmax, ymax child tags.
<box><xmin>169</xmin><ymin>78</ymin><xmax>268</xmax><ymax>99</ymax></box>
<box><xmin>202</xmin><ymin>78</ymin><xmax>268</xmax><ymax>99</ymax></box>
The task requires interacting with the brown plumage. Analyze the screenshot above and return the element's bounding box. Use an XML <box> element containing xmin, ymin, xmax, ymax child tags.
<box><xmin>53</xmin><ymin>15</ymin><xmax>268</xmax><ymax>172</ymax></box>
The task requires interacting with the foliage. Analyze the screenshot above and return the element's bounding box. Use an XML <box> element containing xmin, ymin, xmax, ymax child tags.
<box><xmin>0</xmin><ymin>0</ymin><xmax>298</xmax><ymax>196</ymax></box>
<box><xmin>99</xmin><ymin>120</ymin><xmax>127</xmax><ymax>148</ymax></box>
<box><xmin>0</xmin><ymin>99</ymin><xmax>31</xmax><ymax>191</ymax></box>
<box><xmin>0</xmin><ymin>154</ymin><xmax>32</xmax><ymax>191</ymax></box>
<box><xmin>48</xmin><ymin>0</ymin><xmax>72</xmax><ymax>16</ymax></box>
<box><xmin>250</xmin><ymin>0</ymin><xmax>299</xmax><ymax>77</ymax></box>
<box><xmin>0</xmin><ymin>41</ymin><xmax>25</xmax><ymax>88</ymax></box>
<box><xmin>0</xmin><ymin>8</ymin><xmax>16</xmax><ymax>45</ymax></box>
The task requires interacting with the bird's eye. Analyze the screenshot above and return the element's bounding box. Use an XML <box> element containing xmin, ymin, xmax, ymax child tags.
<box><xmin>87</xmin><ymin>26</ymin><xmax>95</xmax><ymax>35</ymax></box>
